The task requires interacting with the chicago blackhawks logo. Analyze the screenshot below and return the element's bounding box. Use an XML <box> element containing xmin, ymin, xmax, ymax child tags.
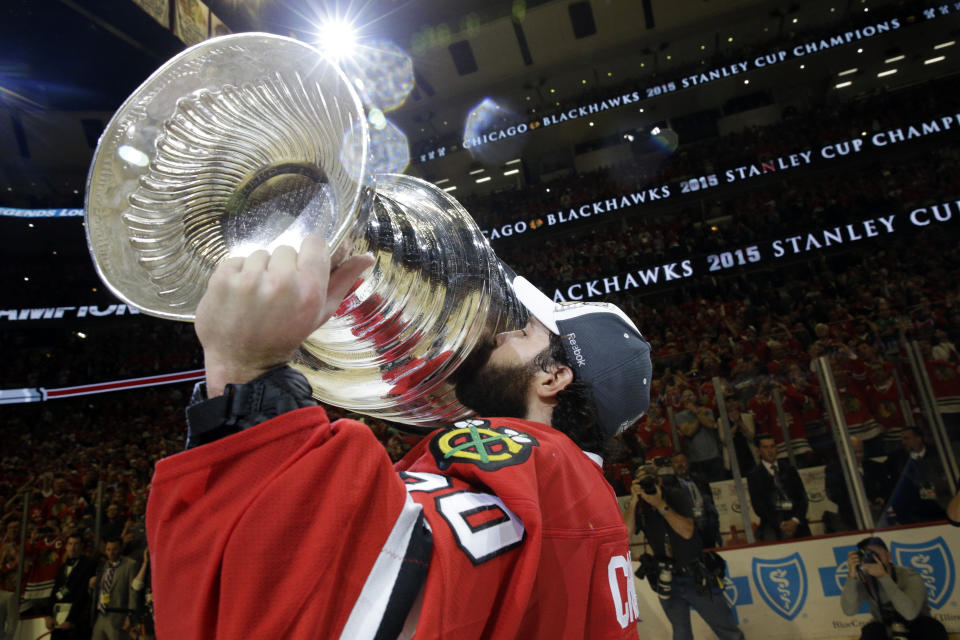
<box><xmin>431</xmin><ymin>419</ymin><xmax>538</xmax><ymax>470</ymax></box>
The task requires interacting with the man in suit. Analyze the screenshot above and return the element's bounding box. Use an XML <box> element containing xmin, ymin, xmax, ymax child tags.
<box><xmin>90</xmin><ymin>538</ymin><xmax>137</xmax><ymax>640</ymax></box>
<box><xmin>748</xmin><ymin>433</ymin><xmax>811</xmax><ymax>541</ymax></box>
<box><xmin>671</xmin><ymin>452</ymin><xmax>722</xmax><ymax>547</ymax></box>
<box><xmin>43</xmin><ymin>532</ymin><xmax>96</xmax><ymax>640</ymax></box>
<box><xmin>825</xmin><ymin>436</ymin><xmax>893</xmax><ymax>531</ymax></box>
<box><xmin>884</xmin><ymin>427</ymin><xmax>949</xmax><ymax>524</ymax></box>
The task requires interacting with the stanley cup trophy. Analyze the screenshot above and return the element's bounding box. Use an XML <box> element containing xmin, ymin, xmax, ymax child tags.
<box><xmin>85</xmin><ymin>33</ymin><xmax>527</xmax><ymax>433</ymax></box>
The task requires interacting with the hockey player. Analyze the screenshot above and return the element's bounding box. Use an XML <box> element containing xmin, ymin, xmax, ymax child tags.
<box><xmin>147</xmin><ymin>237</ymin><xmax>652</xmax><ymax>639</ymax></box>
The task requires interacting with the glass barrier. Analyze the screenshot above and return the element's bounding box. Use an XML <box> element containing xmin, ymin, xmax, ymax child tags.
<box><xmin>618</xmin><ymin>307</ymin><xmax>960</xmax><ymax>555</ymax></box>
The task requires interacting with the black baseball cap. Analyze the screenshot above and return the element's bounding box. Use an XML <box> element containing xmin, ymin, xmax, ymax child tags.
<box><xmin>509</xmin><ymin>274</ymin><xmax>653</xmax><ymax>437</ymax></box>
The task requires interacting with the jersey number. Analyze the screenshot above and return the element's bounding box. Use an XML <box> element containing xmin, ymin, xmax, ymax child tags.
<box><xmin>400</xmin><ymin>472</ymin><xmax>526</xmax><ymax>565</ymax></box>
<box><xmin>436</xmin><ymin>491</ymin><xmax>525</xmax><ymax>565</ymax></box>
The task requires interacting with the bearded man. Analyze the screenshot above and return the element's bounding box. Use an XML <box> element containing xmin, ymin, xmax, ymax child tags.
<box><xmin>147</xmin><ymin>237</ymin><xmax>653</xmax><ymax>639</ymax></box>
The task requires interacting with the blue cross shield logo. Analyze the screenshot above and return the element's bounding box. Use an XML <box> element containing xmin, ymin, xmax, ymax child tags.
<box><xmin>753</xmin><ymin>552</ymin><xmax>808</xmax><ymax>620</ymax></box>
<box><xmin>722</xmin><ymin>571</ymin><xmax>752</xmax><ymax>623</ymax></box>
<box><xmin>890</xmin><ymin>537</ymin><xmax>954</xmax><ymax>609</ymax></box>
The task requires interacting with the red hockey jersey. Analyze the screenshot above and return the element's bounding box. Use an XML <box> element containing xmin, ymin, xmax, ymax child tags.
<box><xmin>146</xmin><ymin>407</ymin><xmax>639</xmax><ymax>639</ymax></box>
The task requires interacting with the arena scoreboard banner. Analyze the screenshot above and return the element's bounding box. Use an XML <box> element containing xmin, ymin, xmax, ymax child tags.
<box><xmin>550</xmin><ymin>200</ymin><xmax>957</xmax><ymax>303</ymax></box>
<box><xmin>480</xmin><ymin>110</ymin><xmax>960</xmax><ymax>243</ymax></box>
<box><xmin>1</xmin><ymin>201</ymin><xmax>955</xmax><ymax>320</ymax></box>
<box><xmin>628</xmin><ymin>523</ymin><xmax>960</xmax><ymax>639</ymax></box>
<box><xmin>413</xmin><ymin>4</ymin><xmax>959</xmax><ymax>165</ymax></box>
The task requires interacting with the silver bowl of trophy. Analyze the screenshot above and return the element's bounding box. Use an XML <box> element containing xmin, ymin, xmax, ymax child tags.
<box><xmin>85</xmin><ymin>33</ymin><xmax>526</xmax><ymax>432</ymax></box>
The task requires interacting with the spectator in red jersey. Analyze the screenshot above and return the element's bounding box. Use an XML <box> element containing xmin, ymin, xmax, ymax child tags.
<box><xmin>833</xmin><ymin>367</ymin><xmax>884</xmax><ymax>458</ymax></box>
<box><xmin>0</xmin><ymin>519</ymin><xmax>21</xmax><ymax>640</ymax></box>
<box><xmin>21</xmin><ymin>523</ymin><xmax>65</xmax><ymax>616</ymax></box>
<box><xmin>918</xmin><ymin>339</ymin><xmax>960</xmax><ymax>457</ymax></box>
<box><xmin>633</xmin><ymin>403</ymin><xmax>676</xmax><ymax>461</ymax></box>
<box><xmin>865</xmin><ymin>364</ymin><xmax>916</xmax><ymax>455</ymax></box>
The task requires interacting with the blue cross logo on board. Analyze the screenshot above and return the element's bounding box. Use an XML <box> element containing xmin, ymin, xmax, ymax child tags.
<box><xmin>722</xmin><ymin>569</ymin><xmax>753</xmax><ymax>624</ymax></box>
<box><xmin>753</xmin><ymin>552</ymin><xmax>808</xmax><ymax>621</ymax></box>
<box><xmin>816</xmin><ymin>544</ymin><xmax>868</xmax><ymax>613</ymax></box>
<box><xmin>890</xmin><ymin>537</ymin><xmax>954</xmax><ymax>610</ymax></box>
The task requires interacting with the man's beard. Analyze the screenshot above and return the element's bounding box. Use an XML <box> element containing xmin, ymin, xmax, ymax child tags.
<box><xmin>454</xmin><ymin>342</ymin><xmax>539</xmax><ymax>420</ymax></box>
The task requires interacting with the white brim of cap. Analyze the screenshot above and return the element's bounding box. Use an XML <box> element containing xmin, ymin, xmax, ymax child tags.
<box><xmin>512</xmin><ymin>276</ymin><xmax>560</xmax><ymax>334</ymax></box>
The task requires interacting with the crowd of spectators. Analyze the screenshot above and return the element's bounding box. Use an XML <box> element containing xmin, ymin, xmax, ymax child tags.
<box><xmin>496</xmin><ymin>142</ymin><xmax>959</xmax><ymax>290</ymax></box>
<box><xmin>600</xmin><ymin>227</ymin><xmax>960</xmax><ymax>546</ymax></box>
<box><xmin>2</xmin><ymin>22</ymin><xmax>958</xmax><ymax>632</ymax></box>
<box><xmin>1</xmin><ymin>387</ymin><xmax>184</xmax><ymax>638</ymax></box>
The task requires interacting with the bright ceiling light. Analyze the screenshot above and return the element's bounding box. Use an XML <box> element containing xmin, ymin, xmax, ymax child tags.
<box><xmin>838</xmin><ymin>68</ymin><xmax>858</xmax><ymax>76</ymax></box>
<box><xmin>442</xmin><ymin>185</ymin><xmax>457</xmax><ymax>192</ymax></box>
<box><xmin>503</xmin><ymin>169</ymin><xmax>520</xmax><ymax>176</ymax></box>
<box><xmin>315</xmin><ymin>19</ymin><xmax>357</xmax><ymax>59</ymax></box>
<box><xmin>835</xmin><ymin>81</ymin><xmax>852</xmax><ymax>88</ymax></box>
<box><xmin>884</xmin><ymin>55</ymin><xmax>905</xmax><ymax>63</ymax></box>
<box><xmin>934</xmin><ymin>41</ymin><xmax>955</xmax><ymax>49</ymax></box>
<box><xmin>877</xmin><ymin>69</ymin><xmax>897</xmax><ymax>77</ymax></box>
<box><xmin>924</xmin><ymin>56</ymin><xmax>946</xmax><ymax>64</ymax></box>
<box><xmin>475</xmin><ymin>176</ymin><xmax>491</xmax><ymax>183</ymax></box>
<box><xmin>468</xmin><ymin>168</ymin><xmax>485</xmax><ymax>175</ymax></box>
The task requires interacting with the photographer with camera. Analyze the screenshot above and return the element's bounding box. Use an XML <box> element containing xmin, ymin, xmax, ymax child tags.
<box><xmin>626</xmin><ymin>464</ymin><xmax>743</xmax><ymax>640</ymax></box>
<box><xmin>841</xmin><ymin>537</ymin><xmax>947</xmax><ymax>640</ymax></box>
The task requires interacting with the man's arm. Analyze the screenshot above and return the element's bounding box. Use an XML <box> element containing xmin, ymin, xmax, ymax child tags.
<box><xmin>787</xmin><ymin>466</ymin><xmax>809</xmax><ymax>524</ymax></box>
<box><xmin>625</xmin><ymin>485</ymin><xmax>640</xmax><ymax>535</ymax></box>
<box><xmin>43</xmin><ymin>565</ymin><xmax>66</xmax><ymax>630</ymax></box>
<box><xmin>637</xmin><ymin>482</ymin><xmax>695</xmax><ymax>540</ymax></box>
<box><xmin>147</xmin><ymin>240</ymin><xmax>430</xmax><ymax>640</ymax></box>
<box><xmin>876</xmin><ymin>570</ymin><xmax>925</xmax><ymax>620</ymax></box>
<box><xmin>947</xmin><ymin>488</ymin><xmax>960</xmax><ymax>525</ymax></box>
<box><xmin>747</xmin><ymin>470</ymin><xmax>775</xmax><ymax>525</ymax></box>
<box><xmin>840</xmin><ymin>551</ymin><xmax>867</xmax><ymax>616</ymax></box>
<box><xmin>65</xmin><ymin>559</ymin><xmax>95</xmax><ymax>623</ymax></box>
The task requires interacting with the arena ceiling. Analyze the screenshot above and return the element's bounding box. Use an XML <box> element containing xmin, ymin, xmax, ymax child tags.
<box><xmin>0</xmin><ymin>0</ymin><xmax>956</xmax><ymax>200</ymax></box>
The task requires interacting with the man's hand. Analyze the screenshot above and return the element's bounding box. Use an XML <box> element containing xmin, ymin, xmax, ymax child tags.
<box><xmin>635</xmin><ymin>475</ymin><xmax>666</xmax><ymax>511</ymax></box>
<box><xmin>847</xmin><ymin>550</ymin><xmax>861</xmax><ymax>579</ymax></box>
<box><xmin>44</xmin><ymin>616</ymin><xmax>55</xmax><ymax>630</ymax></box>
<box><xmin>861</xmin><ymin>557</ymin><xmax>888</xmax><ymax>579</ymax></box>
<box><xmin>196</xmin><ymin>237</ymin><xmax>374</xmax><ymax>396</ymax></box>
<box><xmin>780</xmin><ymin>519</ymin><xmax>798</xmax><ymax>538</ymax></box>
<box><xmin>57</xmin><ymin>621</ymin><xmax>74</xmax><ymax>630</ymax></box>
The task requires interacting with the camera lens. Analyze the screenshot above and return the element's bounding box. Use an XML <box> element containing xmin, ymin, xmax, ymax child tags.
<box><xmin>640</xmin><ymin>476</ymin><xmax>658</xmax><ymax>495</ymax></box>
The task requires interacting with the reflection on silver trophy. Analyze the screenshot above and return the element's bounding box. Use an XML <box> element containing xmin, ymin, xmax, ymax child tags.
<box><xmin>85</xmin><ymin>33</ymin><xmax>526</xmax><ymax>432</ymax></box>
